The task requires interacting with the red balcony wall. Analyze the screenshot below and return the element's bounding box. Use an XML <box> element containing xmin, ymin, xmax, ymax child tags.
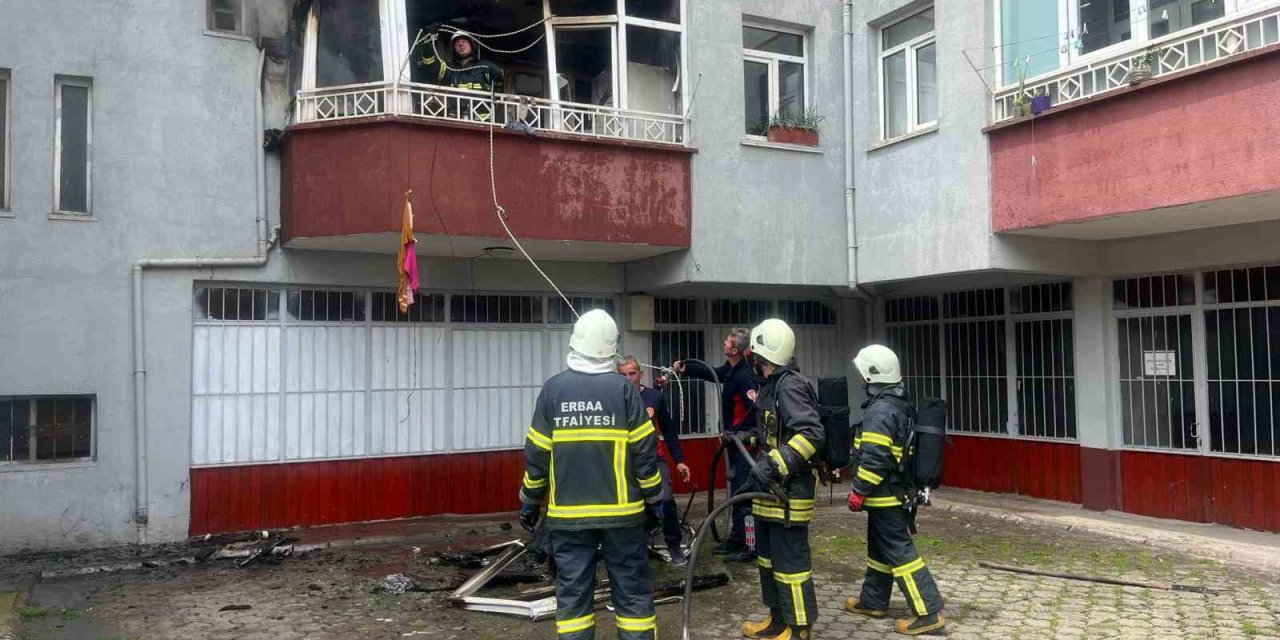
<box><xmin>990</xmin><ymin>47</ymin><xmax>1280</xmax><ymax>233</ymax></box>
<box><xmin>281</xmin><ymin>117</ymin><xmax>692</xmax><ymax>249</ymax></box>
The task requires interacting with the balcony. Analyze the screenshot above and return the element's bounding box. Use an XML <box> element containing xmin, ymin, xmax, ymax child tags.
<box><xmin>988</xmin><ymin>5</ymin><xmax>1280</xmax><ymax>239</ymax></box>
<box><xmin>281</xmin><ymin>83</ymin><xmax>693</xmax><ymax>260</ymax></box>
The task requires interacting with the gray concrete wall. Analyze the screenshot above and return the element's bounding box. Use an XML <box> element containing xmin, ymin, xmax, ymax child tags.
<box><xmin>628</xmin><ymin>0</ymin><xmax>850</xmax><ymax>290</ymax></box>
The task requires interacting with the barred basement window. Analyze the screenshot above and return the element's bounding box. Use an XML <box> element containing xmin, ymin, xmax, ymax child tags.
<box><xmin>711</xmin><ymin>299</ymin><xmax>773</xmax><ymax>325</ymax></box>
<box><xmin>450</xmin><ymin>295</ymin><xmax>543</xmax><ymax>324</ymax></box>
<box><xmin>943</xmin><ymin>288</ymin><xmax>1004</xmax><ymax>319</ymax></box>
<box><xmin>1113</xmin><ymin>274</ymin><xmax>1195</xmax><ymax>309</ymax></box>
<box><xmin>1117</xmin><ymin>314</ymin><xmax>1196</xmax><ymax>449</ymax></box>
<box><xmin>886</xmin><ymin>323</ymin><xmax>942</xmax><ymax>399</ymax></box>
<box><xmin>1012</xmin><ymin>282</ymin><xmax>1073</xmax><ymax>315</ymax></box>
<box><xmin>1204</xmin><ymin>265</ymin><xmax>1280</xmax><ymax>457</ymax></box>
<box><xmin>944</xmin><ymin>319</ymin><xmax>1008</xmax><ymax>434</ymax></box>
<box><xmin>0</xmin><ymin>396</ymin><xmax>94</xmax><ymax>464</ymax></box>
<box><xmin>655</xmin><ymin>298</ymin><xmax>703</xmax><ymax>325</ymax></box>
<box><xmin>549</xmin><ymin>297</ymin><xmax>616</xmax><ymax>324</ymax></box>
<box><xmin>885</xmin><ymin>296</ymin><xmax>939</xmax><ymax>324</ymax></box>
<box><xmin>1015</xmin><ymin>318</ymin><xmax>1076</xmax><ymax>438</ymax></box>
<box><xmin>287</xmin><ymin>289</ymin><xmax>365</xmax><ymax>322</ymax></box>
<box><xmin>778</xmin><ymin>300</ymin><xmax>836</xmax><ymax>325</ymax></box>
<box><xmin>194</xmin><ymin>287</ymin><xmax>280</xmax><ymax>321</ymax></box>
<box><xmin>371</xmin><ymin>292</ymin><xmax>445</xmax><ymax>323</ymax></box>
<box><xmin>1204</xmin><ymin>265</ymin><xmax>1280</xmax><ymax>304</ymax></box>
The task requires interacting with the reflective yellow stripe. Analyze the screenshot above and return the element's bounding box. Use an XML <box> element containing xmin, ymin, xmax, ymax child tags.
<box><xmin>554</xmin><ymin>429</ymin><xmax>628</xmax><ymax>443</ymax></box>
<box><xmin>557</xmin><ymin>614</ymin><xmax>594</xmax><ymax>634</ymax></box>
<box><xmin>861</xmin><ymin>432</ymin><xmax>893</xmax><ymax>447</ymax></box>
<box><xmin>615</xmin><ymin>615</ymin><xmax>656</xmax><ymax>631</ymax></box>
<box><xmin>856</xmin><ymin>467</ymin><xmax>884</xmax><ymax>485</ymax></box>
<box><xmin>752</xmin><ymin>502</ymin><xmax>814</xmax><ymax>522</ymax></box>
<box><xmin>891</xmin><ymin>446</ymin><xmax>904</xmax><ymax>461</ymax></box>
<box><xmin>892</xmin><ymin>558</ymin><xmax>926</xmax><ymax>577</ymax></box>
<box><xmin>628</xmin><ymin>420</ymin><xmax>655</xmax><ymax>442</ymax></box>
<box><xmin>865</xmin><ymin>496</ymin><xmax>903</xmax><ymax>507</ymax></box>
<box><xmin>768</xmin><ymin>449</ymin><xmax>790</xmax><ymax>476</ymax></box>
<box><xmin>523</xmin><ymin>472</ymin><xmax>547</xmax><ymax>489</ymax></box>
<box><xmin>788</xmin><ymin>435</ymin><xmax>817</xmax><ymax>460</ymax></box>
<box><xmin>548</xmin><ymin>501</ymin><xmax>645</xmax><ymax>518</ymax></box>
<box><xmin>527</xmin><ymin>429</ymin><xmax>552</xmax><ymax>450</ymax></box>
<box><xmin>867</xmin><ymin>558</ymin><xmax>893</xmax><ymax>574</ymax></box>
<box><xmin>792</xmin><ymin>582</ymin><xmax>808</xmax><ymax>626</ymax></box>
<box><xmin>773</xmin><ymin>570</ymin><xmax>812</xmax><ymax>585</ymax></box>
<box><xmin>758</xmin><ymin>556</ymin><xmax>773</xmax><ymax>569</ymax></box>
<box><xmin>615</xmin><ymin>441</ymin><xmax>627</xmax><ymax>505</ymax></box>
<box><xmin>638</xmin><ymin>471</ymin><xmax>662</xmax><ymax>489</ymax></box>
<box><xmin>900</xmin><ymin>569</ymin><xmax>928</xmax><ymax>615</ymax></box>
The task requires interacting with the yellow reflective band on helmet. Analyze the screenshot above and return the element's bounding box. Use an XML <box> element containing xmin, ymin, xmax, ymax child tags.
<box><xmin>861</xmin><ymin>432</ymin><xmax>894</xmax><ymax>447</ymax></box>
<box><xmin>553</xmin><ymin>429</ymin><xmax>628</xmax><ymax>443</ymax></box>
<box><xmin>867</xmin><ymin>558</ymin><xmax>893</xmax><ymax>574</ymax></box>
<box><xmin>628</xmin><ymin>420</ymin><xmax>655</xmax><ymax>442</ymax></box>
<box><xmin>523</xmin><ymin>472</ymin><xmax>547</xmax><ymax>489</ymax></box>
<box><xmin>768</xmin><ymin>449</ymin><xmax>790</xmax><ymax>476</ymax></box>
<box><xmin>639</xmin><ymin>471</ymin><xmax>662</xmax><ymax>489</ymax></box>
<box><xmin>788</xmin><ymin>435</ymin><xmax>817</xmax><ymax>460</ymax></box>
<box><xmin>773</xmin><ymin>570</ymin><xmax>812</xmax><ymax>585</ymax></box>
<box><xmin>548</xmin><ymin>501</ymin><xmax>645</xmax><ymax>518</ymax></box>
<box><xmin>557</xmin><ymin>614</ymin><xmax>595</xmax><ymax>634</ymax></box>
<box><xmin>865</xmin><ymin>496</ymin><xmax>903</xmax><ymax>507</ymax></box>
<box><xmin>856</xmin><ymin>467</ymin><xmax>884</xmax><ymax>485</ymax></box>
<box><xmin>615</xmin><ymin>615</ymin><xmax>656</xmax><ymax>632</ymax></box>
<box><xmin>758</xmin><ymin>556</ymin><xmax>773</xmax><ymax>569</ymax></box>
<box><xmin>892</xmin><ymin>558</ymin><xmax>926</xmax><ymax>577</ymax></box>
<box><xmin>527</xmin><ymin>429</ymin><xmax>552</xmax><ymax>451</ymax></box>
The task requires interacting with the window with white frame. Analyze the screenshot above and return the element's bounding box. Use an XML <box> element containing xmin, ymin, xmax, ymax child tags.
<box><xmin>996</xmin><ymin>0</ymin><xmax>1241</xmax><ymax>87</ymax></box>
<box><xmin>879</xmin><ymin>7</ymin><xmax>936</xmax><ymax>140</ymax></box>
<box><xmin>54</xmin><ymin>76</ymin><xmax>92</xmax><ymax>216</ymax></box>
<box><xmin>0</xmin><ymin>396</ymin><xmax>95</xmax><ymax>464</ymax></box>
<box><xmin>742</xmin><ymin>23</ymin><xmax>808</xmax><ymax>136</ymax></box>
<box><xmin>1</xmin><ymin>69</ymin><xmax>9</xmax><ymax>210</ymax></box>
<box><xmin>208</xmin><ymin>0</ymin><xmax>243</xmax><ymax>34</ymax></box>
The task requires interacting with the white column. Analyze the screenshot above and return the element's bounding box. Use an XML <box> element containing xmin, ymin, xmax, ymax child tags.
<box><xmin>1073</xmin><ymin>276</ymin><xmax>1114</xmax><ymax>449</ymax></box>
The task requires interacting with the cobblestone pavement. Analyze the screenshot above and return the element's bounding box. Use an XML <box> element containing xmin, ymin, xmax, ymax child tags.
<box><xmin>6</xmin><ymin>498</ymin><xmax>1280</xmax><ymax>640</ymax></box>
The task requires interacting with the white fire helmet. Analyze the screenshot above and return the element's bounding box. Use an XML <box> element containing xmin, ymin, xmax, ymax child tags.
<box><xmin>568</xmin><ymin>309</ymin><xmax>619</xmax><ymax>359</ymax></box>
<box><xmin>853</xmin><ymin>344</ymin><xmax>902</xmax><ymax>385</ymax></box>
<box><xmin>749</xmin><ymin>318</ymin><xmax>796</xmax><ymax>366</ymax></box>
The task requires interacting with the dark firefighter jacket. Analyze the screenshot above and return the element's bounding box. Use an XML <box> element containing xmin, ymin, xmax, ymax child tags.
<box><xmin>752</xmin><ymin>363</ymin><xmax>825</xmax><ymax>525</ymax></box>
<box><xmin>850</xmin><ymin>383</ymin><xmax>914</xmax><ymax>508</ymax></box>
<box><xmin>679</xmin><ymin>358</ymin><xmax>758</xmax><ymax>433</ymax></box>
<box><xmin>519</xmin><ymin>369</ymin><xmax>663</xmax><ymax>530</ymax></box>
<box><xmin>419</xmin><ymin>34</ymin><xmax>503</xmax><ymax>92</ymax></box>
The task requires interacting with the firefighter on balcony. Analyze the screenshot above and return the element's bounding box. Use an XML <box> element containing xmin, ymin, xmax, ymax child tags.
<box><xmin>518</xmin><ymin>309</ymin><xmax>663</xmax><ymax>640</ymax></box>
<box><xmin>419</xmin><ymin>28</ymin><xmax>504</xmax><ymax>93</ymax></box>
<box><xmin>740</xmin><ymin>318</ymin><xmax>824</xmax><ymax>640</ymax></box>
<box><xmin>844</xmin><ymin>345</ymin><xmax>946</xmax><ymax>636</ymax></box>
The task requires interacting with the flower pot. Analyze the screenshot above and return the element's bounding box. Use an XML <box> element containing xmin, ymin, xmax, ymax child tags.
<box><xmin>766</xmin><ymin>126</ymin><xmax>819</xmax><ymax>147</ymax></box>
<box><xmin>1128</xmin><ymin>62</ymin><xmax>1152</xmax><ymax>85</ymax></box>
<box><xmin>1031</xmin><ymin>94</ymin><xmax>1051</xmax><ymax>115</ymax></box>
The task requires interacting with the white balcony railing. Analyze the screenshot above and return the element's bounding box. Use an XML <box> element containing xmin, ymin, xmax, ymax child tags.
<box><xmin>993</xmin><ymin>5</ymin><xmax>1280</xmax><ymax>123</ymax></box>
<box><xmin>294</xmin><ymin>81</ymin><xmax>687</xmax><ymax>146</ymax></box>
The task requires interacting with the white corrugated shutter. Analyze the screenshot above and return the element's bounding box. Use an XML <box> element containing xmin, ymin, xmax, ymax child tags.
<box><xmin>450</xmin><ymin>329</ymin><xmax>547</xmax><ymax>450</ymax></box>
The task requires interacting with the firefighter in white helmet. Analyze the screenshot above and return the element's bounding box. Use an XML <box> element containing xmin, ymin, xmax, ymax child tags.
<box><xmin>845</xmin><ymin>344</ymin><xmax>946</xmax><ymax>636</ymax></box>
<box><xmin>518</xmin><ymin>309</ymin><xmax>663</xmax><ymax>640</ymax></box>
<box><xmin>740</xmin><ymin>318</ymin><xmax>825</xmax><ymax>640</ymax></box>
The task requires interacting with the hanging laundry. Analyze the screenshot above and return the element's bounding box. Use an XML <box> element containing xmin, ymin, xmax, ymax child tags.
<box><xmin>397</xmin><ymin>190</ymin><xmax>420</xmax><ymax>314</ymax></box>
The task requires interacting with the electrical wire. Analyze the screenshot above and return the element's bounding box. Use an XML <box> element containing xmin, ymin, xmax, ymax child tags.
<box><xmin>439</xmin><ymin>15</ymin><xmax>555</xmax><ymax>40</ymax></box>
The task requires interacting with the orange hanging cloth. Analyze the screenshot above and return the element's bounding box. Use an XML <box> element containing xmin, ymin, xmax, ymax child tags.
<box><xmin>397</xmin><ymin>190</ymin><xmax>420</xmax><ymax>314</ymax></box>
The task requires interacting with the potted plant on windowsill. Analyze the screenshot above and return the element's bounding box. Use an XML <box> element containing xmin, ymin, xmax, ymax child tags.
<box><xmin>765</xmin><ymin>108</ymin><xmax>824</xmax><ymax>146</ymax></box>
<box><xmin>1128</xmin><ymin>46</ymin><xmax>1160</xmax><ymax>84</ymax></box>
<box><xmin>1031</xmin><ymin>87</ymin><xmax>1052</xmax><ymax>115</ymax></box>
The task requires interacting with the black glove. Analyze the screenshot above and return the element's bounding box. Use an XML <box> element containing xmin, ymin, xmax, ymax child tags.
<box><xmin>519</xmin><ymin>504</ymin><xmax>540</xmax><ymax>532</ymax></box>
<box><xmin>750</xmin><ymin>457</ymin><xmax>782</xmax><ymax>491</ymax></box>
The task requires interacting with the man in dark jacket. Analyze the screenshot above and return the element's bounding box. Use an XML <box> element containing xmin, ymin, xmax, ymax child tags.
<box><xmin>739</xmin><ymin>318</ymin><xmax>824</xmax><ymax>640</ymax></box>
<box><xmin>519</xmin><ymin>310</ymin><xmax>663</xmax><ymax>640</ymax></box>
<box><xmin>619</xmin><ymin>355</ymin><xmax>692</xmax><ymax>566</ymax></box>
<box><xmin>419</xmin><ymin>30</ymin><xmax>504</xmax><ymax>92</ymax></box>
<box><xmin>671</xmin><ymin>327</ymin><xmax>758</xmax><ymax>560</ymax></box>
<box><xmin>844</xmin><ymin>345</ymin><xmax>945</xmax><ymax>636</ymax></box>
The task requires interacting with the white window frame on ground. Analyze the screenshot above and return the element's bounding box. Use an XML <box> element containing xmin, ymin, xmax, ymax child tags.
<box><xmin>1109</xmin><ymin>265</ymin><xmax>1280</xmax><ymax>460</ymax></box>
<box><xmin>0</xmin><ymin>396</ymin><xmax>96</xmax><ymax>467</ymax></box>
<box><xmin>883</xmin><ymin>285</ymin><xmax>1079</xmax><ymax>442</ymax></box>
<box><xmin>878</xmin><ymin>6</ymin><xmax>936</xmax><ymax>141</ymax></box>
<box><xmin>53</xmin><ymin>75</ymin><xmax>92</xmax><ymax>217</ymax></box>
<box><xmin>0</xmin><ymin>68</ymin><xmax>9</xmax><ymax>211</ymax></box>
<box><xmin>207</xmin><ymin>0</ymin><xmax>243</xmax><ymax>34</ymax></box>
<box><xmin>741</xmin><ymin>21</ymin><xmax>810</xmax><ymax>139</ymax></box>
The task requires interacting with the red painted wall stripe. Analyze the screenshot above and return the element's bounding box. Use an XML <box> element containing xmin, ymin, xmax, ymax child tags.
<box><xmin>941</xmin><ymin>435</ymin><xmax>1082</xmax><ymax>504</ymax></box>
<box><xmin>1120</xmin><ymin>450</ymin><xmax>1280</xmax><ymax>533</ymax></box>
<box><xmin>190</xmin><ymin>437</ymin><xmax>728</xmax><ymax>536</ymax></box>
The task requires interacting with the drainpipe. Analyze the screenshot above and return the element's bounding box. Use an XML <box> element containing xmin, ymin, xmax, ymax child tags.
<box><xmin>130</xmin><ymin>47</ymin><xmax>278</xmax><ymax>543</ymax></box>
<box><xmin>843</xmin><ymin>1</ymin><xmax>870</xmax><ymax>302</ymax></box>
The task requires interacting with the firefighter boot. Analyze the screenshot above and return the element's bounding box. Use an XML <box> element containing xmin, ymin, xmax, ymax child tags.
<box><xmin>773</xmin><ymin>626</ymin><xmax>811</xmax><ymax>640</ymax></box>
<box><xmin>742</xmin><ymin>610</ymin><xmax>786</xmax><ymax>639</ymax></box>
<box><xmin>844</xmin><ymin>597</ymin><xmax>887</xmax><ymax>618</ymax></box>
<box><xmin>894</xmin><ymin>612</ymin><xmax>945</xmax><ymax>636</ymax></box>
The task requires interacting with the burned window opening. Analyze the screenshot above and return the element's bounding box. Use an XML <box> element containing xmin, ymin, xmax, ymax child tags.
<box><xmin>408</xmin><ymin>1</ymin><xmax>547</xmax><ymax>95</ymax></box>
<box><xmin>314</xmin><ymin>0</ymin><xmax>384</xmax><ymax>87</ymax></box>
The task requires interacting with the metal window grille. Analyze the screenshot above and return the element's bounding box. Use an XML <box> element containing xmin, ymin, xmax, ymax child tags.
<box><xmin>1116</xmin><ymin>314</ymin><xmax>1197</xmax><ymax>449</ymax></box>
<box><xmin>885</xmin><ymin>323</ymin><xmax>942</xmax><ymax>400</ymax></box>
<box><xmin>195</xmin><ymin>287</ymin><xmax>280</xmax><ymax>322</ymax></box>
<box><xmin>1012</xmin><ymin>282</ymin><xmax>1073</xmax><ymax>315</ymax></box>
<box><xmin>449</xmin><ymin>295</ymin><xmax>542</xmax><ymax>324</ymax></box>
<box><xmin>651</xmin><ymin>330</ymin><xmax>709</xmax><ymax>435</ymax></box>
<box><xmin>286</xmin><ymin>289</ymin><xmax>365</xmax><ymax>322</ymax></box>
<box><xmin>655</xmin><ymin>298</ymin><xmax>703</xmax><ymax>325</ymax></box>
<box><xmin>778</xmin><ymin>300</ymin><xmax>837</xmax><ymax>325</ymax></box>
<box><xmin>1113</xmin><ymin>274</ymin><xmax>1195</xmax><ymax>309</ymax></box>
<box><xmin>1015</xmin><ymin>318</ymin><xmax>1077</xmax><ymax>439</ymax></box>
<box><xmin>944</xmin><ymin>319</ymin><xmax>1009</xmax><ymax>434</ymax></box>
<box><xmin>548</xmin><ymin>296</ymin><xmax>616</xmax><ymax>324</ymax></box>
<box><xmin>1204</xmin><ymin>266</ymin><xmax>1280</xmax><ymax>457</ymax></box>
<box><xmin>371</xmin><ymin>291</ymin><xmax>446</xmax><ymax>323</ymax></box>
<box><xmin>943</xmin><ymin>287</ymin><xmax>1005</xmax><ymax>319</ymax></box>
<box><xmin>710</xmin><ymin>299</ymin><xmax>774</xmax><ymax>325</ymax></box>
<box><xmin>0</xmin><ymin>396</ymin><xmax>93</xmax><ymax>464</ymax></box>
<box><xmin>885</xmin><ymin>295</ymin><xmax>939</xmax><ymax>324</ymax></box>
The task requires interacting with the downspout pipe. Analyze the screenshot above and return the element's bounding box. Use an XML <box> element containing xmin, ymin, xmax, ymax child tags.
<box><xmin>130</xmin><ymin>47</ymin><xmax>277</xmax><ymax>543</ymax></box>
<box><xmin>843</xmin><ymin>0</ymin><xmax>872</xmax><ymax>304</ymax></box>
